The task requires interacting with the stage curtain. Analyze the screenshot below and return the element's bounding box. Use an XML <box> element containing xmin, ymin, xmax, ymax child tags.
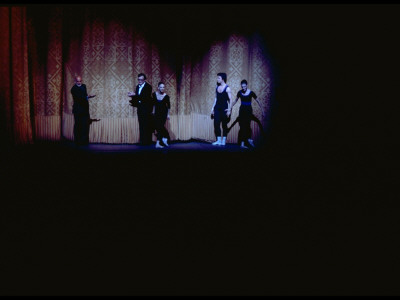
<box><xmin>0</xmin><ymin>6</ymin><xmax>272</xmax><ymax>145</ymax></box>
<box><xmin>0</xmin><ymin>7</ymin><xmax>33</xmax><ymax>145</ymax></box>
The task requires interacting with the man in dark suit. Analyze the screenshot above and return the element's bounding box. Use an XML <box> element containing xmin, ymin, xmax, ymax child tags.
<box><xmin>128</xmin><ymin>73</ymin><xmax>153</xmax><ymax>145</ymax></box>
<box><xmin>71</xmin><ymin>76</ymin><xmax>96</xmax><ymax>146</ymax></box>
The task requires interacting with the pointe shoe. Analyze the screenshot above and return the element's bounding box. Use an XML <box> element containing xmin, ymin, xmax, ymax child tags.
<box><xmin>156</xmin><ymin>141</ymin><xmax>164</xmax><ymax>148</ymax></box>
<box><xmin>221</xmin><ymin>136</ymin><xmax>227</xmax><ymax>146</ymax></box>
<box><xmin>240</xmin><ymin>141</ymin><xmax>248</xmax><ymax>149</ymax></box>
<box><xmin>162</xmin><ymin>137</ymin><xmax>169</xmax><ymax>147</ymax></box>
<box><xmin>248</xmin><ymin>139</ymin><xmax>255</xmax><ymax>147</ymax></box>
<box><xmin>212</xmin><ymin>137</ymin><xmax>222</xmax><ymax>146</ymax></box>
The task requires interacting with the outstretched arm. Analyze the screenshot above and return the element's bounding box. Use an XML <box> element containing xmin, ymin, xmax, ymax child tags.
<box><xmin>231</xmin><ymin>97</ymin><xmax>239</xmax><ymax>109</ymax></box>
<box><xmin>83</xmin><ymin>85</ymin><xmax>96</xmax><ymax>99</ymax></box>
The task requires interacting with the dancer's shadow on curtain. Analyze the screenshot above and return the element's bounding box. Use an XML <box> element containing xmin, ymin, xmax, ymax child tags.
<box><xmin>227</xmin><ymin>114</ymin><xmax>266</xmax><ymax>144</ymax></box>
<box><xmin>89</xmin><ymin>118</ymin><xmax>101</xmax><ymax>125</ymax></box>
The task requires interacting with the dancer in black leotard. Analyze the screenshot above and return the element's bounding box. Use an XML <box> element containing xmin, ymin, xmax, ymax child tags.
<box><xmin>231</xmin><ymin>79</ymin><xmax>264</xmax><ymax>148</ymax></box>
<box><xmin>152</xmin><ymin>82</ymin><xmax>171</xmax><ymax>148</ymax></box>
<box><xmin>210</xmin><ymin>72</ymin><xmax>232</xmax><ymax>146</ymax></box>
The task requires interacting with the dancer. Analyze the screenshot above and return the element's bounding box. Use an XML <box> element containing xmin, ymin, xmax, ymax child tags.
<box><xmin>210</xmin><ymin>72</ymin><xmax>232</xmax><ymax>146</ymax></box>
<box><xmin>152</xmin><ymin>82</ymin><xmax>171</xmax><ymax>149</ymax></box>
<box><xmin>231</xmin><ymin>79</ymin><xmax>264</xmax><ymax>148</ymax></box>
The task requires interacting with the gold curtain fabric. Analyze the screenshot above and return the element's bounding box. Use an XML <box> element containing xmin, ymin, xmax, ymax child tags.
<box><xmin>0</xmin><ymin>6</ymin><xmax>272</xmax><ymax>145</ymax></box>
<box><xmin>0</xmin><ymin>7</ymin><xmax>33</xmax><ymax>144</ymax></box>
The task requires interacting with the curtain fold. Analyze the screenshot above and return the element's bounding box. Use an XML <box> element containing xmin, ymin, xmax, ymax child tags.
<box><xmin>0</xmin><ymin>7</ymin><xmax>12</xmax><ymax>143</ymax></box>
<box><xmin>1</xmin><ymin>6</ymin><xmax>272</xmax><ymax>145</ymax></box>
<box><xmin>0</xmin><ymin>7</ymin><xmax>33</xmax><ymax>145</ymax></box>
<box><xmin>28</xmin><ymin>7</ymin><xmax>64</xmax><ymax>141</ymax></box>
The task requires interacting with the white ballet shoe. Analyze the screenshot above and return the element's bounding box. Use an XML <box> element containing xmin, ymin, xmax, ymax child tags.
<box><xmin>212</xmin><ymin>136</ymin><xmax>222</xmax><ymax>146</ymax></box>
<box><xmin>156</xmin><ymin>140</ymin><xmax>164</xmax><ymax>148</ymax></box>
<box><xmin>240</xmin><ymin>141</ymin><xmax>248</xmax><ymax>149</ymax></box>
<box><xmin>162</xmin><ymin>137</ymin><xmax>169</xmax><ymax>147</ymax></box>
<box><xmin>221</xmin><ymin>136</ymin><xmax>226</xmax><ymax>146</ymax></box>
<box><xmin>248</xmin><ymin>139</ymin><xmax>255</xmax><ymax>147</ymax></box>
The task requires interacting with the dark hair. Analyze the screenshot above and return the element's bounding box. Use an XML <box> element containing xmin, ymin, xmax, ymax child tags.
<box><xmin>241</xmin><ymin>79</ymin><xmax>248</xmax><ymax>85</ymax></box>
<box><xmin>158</xmin><ymin>81</ymin><xmax>165</xmax><ymax>87</ymax></box>
<box><xmin>217</xmin><ymin>72</ymin><xmax>227</xmax><ymax>83</ymax></box>
<box><xmin>138</xmin><ymin>73</ymin><xmax>147</xmax><ymax>80</ymax></box>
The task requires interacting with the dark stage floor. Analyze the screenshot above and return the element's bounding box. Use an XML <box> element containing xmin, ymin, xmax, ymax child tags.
<box><xmin>0</xmin><ymin>139</ymin><xmax>395</xmax><ymax>296</ymax></box>
<box><xmin>62</xmin><ymin>139</ymin><xmax>262</xmax><ymax>153</ymax></box>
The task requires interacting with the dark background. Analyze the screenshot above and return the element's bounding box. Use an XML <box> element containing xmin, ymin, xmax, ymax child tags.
<box><xmin>1</xmin><ymin>3</ymin><xmax>399</xmax><ymax>296</ymax></box>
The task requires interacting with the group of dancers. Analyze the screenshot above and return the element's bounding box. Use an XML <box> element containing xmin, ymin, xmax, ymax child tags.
<box><xmin>71</xmin><ymin>72</ymin><xmax>264</xmax><ymax>148</ymax></box>
<box><xmin>210</xmin><ymin>72</ymin><xmax>264</xmax><ymax>148</ymax></box>
<box><xmin>127</xmin><ymin>74</ymin><xmax>171</xmax><ymax>148</ymax></box>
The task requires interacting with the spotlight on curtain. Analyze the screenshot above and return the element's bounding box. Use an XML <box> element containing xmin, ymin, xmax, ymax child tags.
<box><xmin>0</xmin><ymin>6</ymin><xmax>273</xmax><ymax>146</ymax></box>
